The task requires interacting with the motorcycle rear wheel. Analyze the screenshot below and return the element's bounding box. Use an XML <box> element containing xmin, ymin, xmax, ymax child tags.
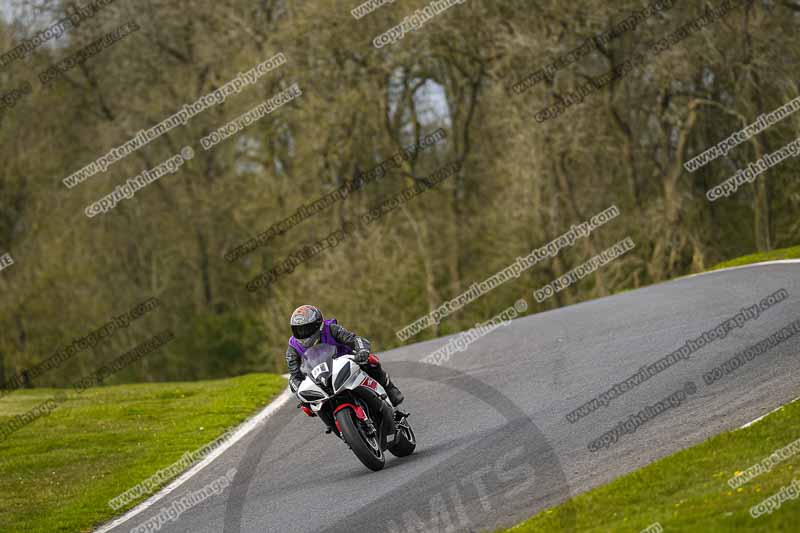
<box><xmin>335</xmin><ymin>409</ymin><xmax>385</xmax><ymax>471</ymax></box>
<box><xmin>388</xmin><ymin>417</ymin><xmax>416</xmax><ymax>457</ymax></box>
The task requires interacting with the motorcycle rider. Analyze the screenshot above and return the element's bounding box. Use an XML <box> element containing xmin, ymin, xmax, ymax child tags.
<box><xmin>286</xmin><ymin>305</ymin><xmax>404</xmax><ymax>431</ymax></box>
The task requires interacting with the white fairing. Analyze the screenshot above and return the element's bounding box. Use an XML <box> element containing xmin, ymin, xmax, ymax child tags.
<box><xmin>332</xmin><ymin>355</ymin><xmax>389</xmax><ymax>402</ymax></box>
<box><xmin>332</xmin><ymin>356</ymin><xmax>362</xmax><ymax>392</ymax></box>
<box><xmin>296</xmin><ymin>378</ymin><xmax>329</xmax><ymax>413</ymax></box>
<box><xmin>296</xmin><ymin>354</ymin><xmax>391</xmax><ymax>412</ymax></box>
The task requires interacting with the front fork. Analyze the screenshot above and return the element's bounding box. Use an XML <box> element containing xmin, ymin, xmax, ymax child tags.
<box><xmin>306</xmin><ymin>390</ymin><xmax>396</xmax><ymax>445</ymax></box>
<box><xmin>332</xmin><ymin>399</ymin><xmax>375</xmax><ymax>436</ymax></box>
<box><xmin>307</xmin><ymin>395</ymin><xmax>371</xmax><ymax>439</ymax></box>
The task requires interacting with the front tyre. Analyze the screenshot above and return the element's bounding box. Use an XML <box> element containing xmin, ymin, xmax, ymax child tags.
<box><xmin>335</xmin><ymin>409</ymin><xmax>385</xmax><ymax>471</ymax></box>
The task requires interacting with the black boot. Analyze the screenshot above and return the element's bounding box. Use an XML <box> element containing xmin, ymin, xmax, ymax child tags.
<box><xmin>385</xmin><ymin>378</ymin><xmax>404</xmax><ymax>406</ymax></box>
<box><xmin>363</xmin><ymin>363</ymin><xmax>404</xmax><ymax>406</ymax></box>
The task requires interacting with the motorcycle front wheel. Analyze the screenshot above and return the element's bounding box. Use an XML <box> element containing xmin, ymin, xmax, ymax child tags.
<box><xmin>335</xmin><ymin>408</ymin><xmax>385</xmax><ymax>471</ymax></box>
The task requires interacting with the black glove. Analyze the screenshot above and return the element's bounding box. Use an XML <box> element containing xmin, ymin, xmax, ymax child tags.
<box><xmin>354</xmin><ymin>349</ymin><xmax>370</xmax><ymax>364</ymax></box>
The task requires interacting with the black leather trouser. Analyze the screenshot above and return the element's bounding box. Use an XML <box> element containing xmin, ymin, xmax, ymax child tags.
<box><xmin>361</xmin><ymin>359</ymin><xmax>391</xmax><ymax>388</ymax></box>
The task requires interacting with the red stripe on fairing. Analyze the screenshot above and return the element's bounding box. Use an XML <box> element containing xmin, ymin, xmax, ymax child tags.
<box><xmin>360</xmin><ymin>376</ymin><xmax>379</xmax><ymax>391</ymax></box>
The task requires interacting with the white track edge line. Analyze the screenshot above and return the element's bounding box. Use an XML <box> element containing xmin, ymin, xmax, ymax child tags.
<box><xmin>93</xmin><ymin>383</ymin><xmax>293</xmax><ymax>533</ymax></box>
<box><xmin>90</xmin><ymin>259</ymin><xmax>800</xmax><ymax>530</ymax></box>
<box><xmin>739</xmin><ymin>396</ymin><xmax>800</xmax><ymax>430</ymax></box>
<box><xmin>682</xmin><ymin>258</ymin><xmax>800</xmax><ymax>280</ymax></box>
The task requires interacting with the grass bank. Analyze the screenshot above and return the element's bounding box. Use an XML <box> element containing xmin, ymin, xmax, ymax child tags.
<box><xmin>0</xmin><ymin>373</ymin><xmax>286</xmax><ymax>532</ymax></box>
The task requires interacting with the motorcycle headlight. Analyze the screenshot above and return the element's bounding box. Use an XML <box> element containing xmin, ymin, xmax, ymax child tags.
<box><xmin>299</xmin><ymin>389</ymin><xmax>325</xmax><ymax>402</ymax></box>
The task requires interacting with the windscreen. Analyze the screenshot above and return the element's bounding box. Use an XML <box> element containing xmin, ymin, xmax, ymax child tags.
<box><xmin>300</xmin><ymin>343</ymin><xmax>337</xmax><ymax>379</ymax></box>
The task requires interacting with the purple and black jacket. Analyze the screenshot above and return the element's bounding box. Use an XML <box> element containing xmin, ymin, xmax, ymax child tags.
<box><xmin>285</xmin><ymin>319</ymin><xmax>371</xmax><ymax>387</ymax></box>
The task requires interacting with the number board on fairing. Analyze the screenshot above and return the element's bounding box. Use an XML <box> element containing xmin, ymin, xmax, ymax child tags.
<box><xmin>311</xmin><ymin>362</ymin><xmax>329</xmax><ymax>379</ymax></box>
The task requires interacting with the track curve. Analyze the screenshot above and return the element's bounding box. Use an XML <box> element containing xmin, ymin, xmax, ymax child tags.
<box><xmin>101</xmin><ymin>262</ymin><xmax>800</xmax><ymax>533</ymax></box>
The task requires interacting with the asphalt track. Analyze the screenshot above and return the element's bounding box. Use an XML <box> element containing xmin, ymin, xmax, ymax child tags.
<box><xmin>101</xmin><ymin>262</ymin><xmax>800</xmax><ymax>533</ymax></box>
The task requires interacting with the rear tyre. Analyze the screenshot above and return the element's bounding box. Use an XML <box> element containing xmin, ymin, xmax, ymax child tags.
<box><xmin>335</xmin><ymin>409</ymin><xmax>385</xmax><ymax>471</ymax></box>
<box><xmin>388</xmin><ymin>418</ymin><xmax>416</xmax><ymax>457</ymax></box>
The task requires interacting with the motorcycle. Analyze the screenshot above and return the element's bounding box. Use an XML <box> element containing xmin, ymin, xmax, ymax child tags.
<box><xmin>294</xmin><ymin>343</ymin><xmax>416</xmax><ymax>471</ymax></box>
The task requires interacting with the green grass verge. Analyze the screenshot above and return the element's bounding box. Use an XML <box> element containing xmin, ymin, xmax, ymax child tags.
<box><xmin>709</xmin><ymin>245</ymin><xmax>800</xmax><ymax>271</ymax></box>
<box><xmin>503</xmin><ymin>246</ymin><xmax>800</xmax><ymax>532</ymax></box>
<box><xmin>0</xmin><ymin>373</ymin><xmax>286</xmax><ymax>533</ymax></box>
<box><xmin>503</xmin><ymin>395</ymin><xmax>800</xmax><ymax>531</ymax></box>
<box><xmin>614</xmin><ymin>245</ymin><xmax>799</xmax><ymax>295</ymax></box>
